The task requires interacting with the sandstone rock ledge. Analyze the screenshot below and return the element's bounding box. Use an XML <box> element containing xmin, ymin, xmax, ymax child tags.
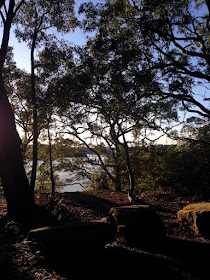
<box><xmin>109</xmin><ymin>205</ymin><xmax>166</xmax><ymax>248</ymax></box>
<box><xmin>177</xmin><ymin>202</ymin><xmax>210</xmax><ymax>238</ymax></box>
<box><xmin>28</xmin><ymin>221</ymin><xmax>115</xmax><ymax>255</ymax></box>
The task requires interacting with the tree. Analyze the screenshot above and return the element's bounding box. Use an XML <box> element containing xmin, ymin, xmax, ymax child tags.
<box><xmin>15</xmin><ymin>0</ymin><xmax>77</xmax><ymax>192</ymax></box>
<box><xmin>0</xmin><ymin>0</ymin><xmax>35</xmax><ymax>217</ymax></box>
<box><xmin>80</xmin><ymin>0</ymin><xmax>210</xmax><ymax>133</ymax></box>
<box><xmin>155</xmin><ymin>142</ymin><xmax>210</xmax><ymax>198</ymax></box>
<box><xmin>125</xmin><ymin>0</ymin><xmax>210</xmax><ymax>120</ymax></box>
<box><xmin>128</xmin><ymin>0</ymin><xmax>210</xmax><ymax>144</ymax></box>
<box><xmin>51</xmin><ymin>19</ymin><xmax>179</xmax><ymax>200</ymax></box>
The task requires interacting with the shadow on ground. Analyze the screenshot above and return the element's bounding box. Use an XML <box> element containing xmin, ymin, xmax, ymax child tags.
<box><xmin>46</xmin><ymin>245</ymin><xmax>195</xmax><ymax>280</ymax></box>
<box><xmin>58</xmin><ymin>191</ymin><xmax>123</xmax><ymax>216</ymax></box>
<box><xmin>0</xmin><ymin>215</ymin><xmax>29</xmax><ymax>280</ymax></box>
<box><xmin>44</xmin><ymin>236</ymin><xmax>210</xmax><ymax>280</ymax></box>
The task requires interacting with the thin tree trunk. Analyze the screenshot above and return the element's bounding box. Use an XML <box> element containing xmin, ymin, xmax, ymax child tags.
<box><xmin>30</xmin><ymin>30</ymin><xmax>38</xmax><ymax>193</ymax></box>
<box><xmin>110</xmin><ymin>123</ymin><xmax>122</xmax><ymax>192</ymax></box>
<box><xmin>113</xmin><ymin>141</ymin><xmax>122</xmax><ymax>192</ymax></box>
<box><xmin>113</xmin><ymin>149</ymin><xmax>122</xmax><ymax>192</ymax></box>
<box><xmin>47</xmin><ymin>118</ymin><xmax>55</xmax><ymax>197</ymax></box>
<box><xmin>119</xmin><ymin>125</ymin><xmax>135</xmax><ymax>202</ymax></box>
<box><xmin>0</xmin><ymin>0</ymin><xmax>35</xmax><ymax>216</ymax></box>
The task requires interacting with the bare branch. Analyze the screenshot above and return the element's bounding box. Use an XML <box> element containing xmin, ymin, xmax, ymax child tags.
<box><xmin>0</xmin><ymin>9</ymin><xmax>5</xmax><ymax>23</ymax></box>
<box><xmin>3</xmin><ymin>1</ymin><xmax>7</xmax><ymax>15</ymax></box>
<box><xmin>170</xmin><ymin>37</ymin><xmax>208</xmax><ymax>61</ymax></box>
<box><xmin>66</xmin><ymin>126</ymin><xmax>116</xmax><ymax>183</ymax></box>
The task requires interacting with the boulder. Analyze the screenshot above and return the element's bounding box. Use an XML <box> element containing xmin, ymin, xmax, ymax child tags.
<box><xmin>28</xmin><ymin>221</ymin><xmax>115</xmax><ymax>255</ymax></box>
<box><xmin>109</xmin><ymin>205</ymin><xmax>166</xmax><ymax>248</ymax></box>
<box><xmin>178</xmin><ymin>202</ymin><xmax>210</xmax><ymax>238</ymax></box>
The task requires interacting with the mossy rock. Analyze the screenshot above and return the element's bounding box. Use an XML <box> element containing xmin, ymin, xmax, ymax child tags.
<box><xmin>177</xmin><ymin>202</ymin><xmax>210</xmax><ymax>238</ymax></box>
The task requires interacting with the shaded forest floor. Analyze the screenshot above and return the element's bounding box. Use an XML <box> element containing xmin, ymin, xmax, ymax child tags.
<box><xmin>0</xmin><ymin>189</ymin><xmax>210</xmax><ymax>279</ymax></box>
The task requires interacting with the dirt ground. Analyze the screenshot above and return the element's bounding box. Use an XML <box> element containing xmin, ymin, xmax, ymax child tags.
<box><xmin>0</xmin><ymin>189</ymin><xmax>210</xmax><ymax>280</ymax></box>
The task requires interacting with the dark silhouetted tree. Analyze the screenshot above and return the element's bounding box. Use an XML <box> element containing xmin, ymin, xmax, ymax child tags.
<box><xmin>0</xmin><ymin>0</ymin><xmax>35</xmax><ymax>217</ymax></box>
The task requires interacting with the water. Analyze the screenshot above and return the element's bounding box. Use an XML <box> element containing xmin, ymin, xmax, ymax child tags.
<box><xmin>55</xmin><ymin>170</ymin><xmax>90</xmax><ymax>192</ymax></box>
<box><xmin>54</xmin><ymin>156</ymin><xmax>98</xmax><ymax>192</ymax></box>
<box><xmin>27</xmin><ymin>156</ymin><xmax>102</xmax><ymax>193</ymax></box>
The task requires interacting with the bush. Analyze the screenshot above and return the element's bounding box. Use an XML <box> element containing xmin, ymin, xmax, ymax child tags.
<box><xmin>154</xmin><ymin>144</ymin><xmax>210</xmax><ymax>198</ymax></box>
<box><xmin>92</xmin><ymin>169</ymin><xmax>110</xmax><ymax>190</ymax></box>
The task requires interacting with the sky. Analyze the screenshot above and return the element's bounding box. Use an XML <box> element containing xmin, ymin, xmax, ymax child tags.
<box><xmin>7</xmin><ymin>0</ymin><xmax>94</xmax><ymax>72</ymax></box>
<box><xmin>9</xmin><ymin>26</ymin><xmax>89</xmax><ymax>72</ymax></box>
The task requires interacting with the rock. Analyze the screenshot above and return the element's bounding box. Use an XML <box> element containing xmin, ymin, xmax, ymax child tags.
<box><xmin>109</xmin><ymin>205</ymin><xmax>166</xmax><ymax>248</ymax></box>
<box><xmin>177</xmin><ymin>202</ymin><xmax>210</xmax><ymax>238</ymax></box>
<box><xmin>28</xmin><ymin>221</ymin><xmax>115</xmax><ymax>255</ymax></box>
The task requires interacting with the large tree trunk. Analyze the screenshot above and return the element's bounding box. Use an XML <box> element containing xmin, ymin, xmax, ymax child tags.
<box><xmin>0</xmin><ymin>78</ymin><xmax>35</xmax><ymax>216</ymax></box>
<box><xmin>0</xmin><ymin>0</ymin><xmax>35</xmax><ymax>217</ymax></box>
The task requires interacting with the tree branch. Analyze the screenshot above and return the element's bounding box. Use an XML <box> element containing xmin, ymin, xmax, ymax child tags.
<box><xmin>0</xmin><ymin>0</ymin><xmax>6</xmax><ymax>10</ymax></box>
<box><xmin>153</xmin><ymin>42</ymin><xmax>210</xmax><ymax>82</ymax></box>
<box><xmin>0</xmin><ymin>9</ymin><xmax>5</xmax><ymax>23</ymax></box>
<box><xmin>14</xmin><ymin>0</ymin><xmax>25</xmax><ymax>16</ymax></box>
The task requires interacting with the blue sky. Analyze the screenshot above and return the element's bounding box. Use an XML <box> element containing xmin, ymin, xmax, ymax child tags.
<box><xmin>9</xmin><ymin>26</ymin><xmax>89</xmax><ymax>72</ymax></box>
<box><xmin>6</xmin><ymin>0</ymin><xmax>96</xmax><ymax>72</ymax></box>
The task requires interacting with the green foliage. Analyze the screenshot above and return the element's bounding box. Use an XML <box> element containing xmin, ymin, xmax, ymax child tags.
<box><xmin>53</xmin><ymin>138</ymin><xmax>86</xmax><ymax>159</ymax></box>
<box><xmin>130</xmin><ymin>143</ymin><xmax>210</xmax><ymax>198</ymax></box>
<box><xmin>80</xmin><ymin>0</ymin><xmax>209</xmax><ymax>122</ymax></box>
<box><xmin>23</xmin><ymin>137</ymin><xmax>88</xmax><ymax>193</ymax></box>
<box><xmin>92</xmin><ymin>169</ymin><xmax>110</xmax><ymax>190</ymax></box>
<box><xmin>15</xmin><ymin>0</ymin><xmax>78</xmax><ymax>46</ymax></box>
<box><xmin>35</xmin><ymin>162</ymin><xmax>62</xmax><ymax>193</ymax></box>
<box><xmin>157</xmin><ymin>144</ymin><xmax>210</xmax><ymax>198</ymax></box>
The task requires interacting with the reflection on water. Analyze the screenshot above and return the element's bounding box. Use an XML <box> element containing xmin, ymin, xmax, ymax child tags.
<box><xmin>56</xmin><ymin>170</ymin><xmax>90</xmax><ymax>192</ymax></box>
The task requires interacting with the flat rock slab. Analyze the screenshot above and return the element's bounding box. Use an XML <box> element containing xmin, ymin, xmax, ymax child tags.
<box><xmin>28</xmin><ymin>221</ymin><xmax>115</xmax><ymax>254</ymax></box>
<box><xmin>178</xmin><ymin>202</ymin><xmax>210</xmax><ymax>238</ymax></box>
<box><xmin>109</xmin><ymin>205</ymin><xmax>166</xmax><ymax>247</ymax></box>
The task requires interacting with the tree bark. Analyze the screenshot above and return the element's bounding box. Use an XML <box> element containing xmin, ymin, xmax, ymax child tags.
<box><xmin>119</xmin><ymin>125</ymin><xmax>135</xmax><ymax>202</ymax></box>
<box><xmin>0</xmin><ymin>77</ymin><xmax>35</xmax><ymax>216</ymax></box>
<box><xmin>0</xmin><ymin>0</ymin><xmax>35</xmax><ymax>216</ymax></box>
<box><xmin>110</xmin><ymin>122</ymin><xmax>122</xmax><ymax>192</ymax></box>
<box><xmin>113</xmin><ymin>147</ymin><xmax>122</xmax><ymax>192</ymax></box>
